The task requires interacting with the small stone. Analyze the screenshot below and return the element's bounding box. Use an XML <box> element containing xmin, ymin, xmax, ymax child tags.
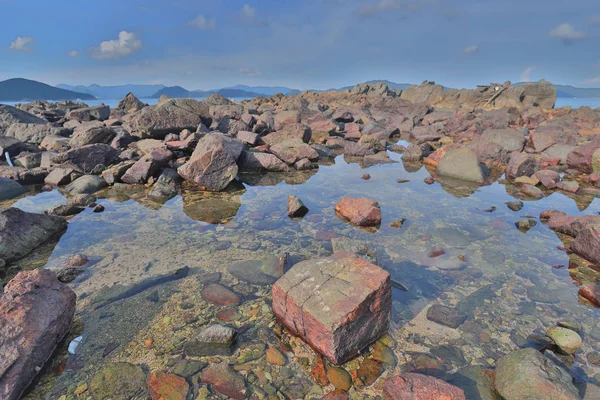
<box><xmin>372</xmin><ymin>341</ymin><xmax>397</xmax><ymax>367</ymax></box>
<box><xmin>390</xmin><ymin>218</ymin><xmax>406</xmax><ymax>228</ymax></box>
<box><xmin>327</xmin><ymin>367</ymin><xmax>353</xmax><ymax>391</ymax></box>
<box><xmin>287</xmin><ymin>194</ymin><xmax>309</xmax><ymax>218</ymax></box>
<box><xmin>201</xmin><ymin>283</ymin><xmax>241</xmax><ymax>306</ymax></box>
<box><xmin>147</xmin><ymin>371</ymin><xmax>189</xmax><ymax>400</ymax></box>
<box><xmin>362</xmin><ymin>174</ymin><xmax>371</xmax><ymax>180</ymax></box>
<box><xmin>312</xmin><ymin>356</ymin><xmax>329</xmax><ymax>386</ymax></box>
<box><xmin>89</xmin><ymin>362</ymin><xmax>148</xmax><ymax>400</ymax></box>
<box><xmin>266</xmin><ymin>347</ymin><xmax>287</xmax><ymax>366</ymax></box>
<box><xmin>335</xmin><ymin>196</ymin><xmax>382</xmax><ymax>227</ymax></box>
<box><xmin>56</xmin><ymin>267</ymin><xmax>84</xmax><ymax>283</ymax></box>
<box><xmin>426</xmin><ymin>305</ymin><xmax>467</xmax><ymax>328</ymax></box>
<box><xmin>93</xmin><ymin>204</ymin><xmax>105</xmax><ymax>213</ymax></box>
<box><xmin>383</xmin><ymin>373</ymin><xmax>466</xmax><ymax>400</ymax></box>
<box><xmin>515</xmin><ymin>219</ymin><xmax>537</xmax><ymax>233</ymax></box>
<box><xmin>200</xmin><ymin>363</ymin><xmax>246</xmax><ymax>400</ymax></box>
<box><xmin>587</xmin><ymin>352</ymin><xmax>600</xmax><ymax>365</ymax></box>
<box><xmin>545</xmin><ymin>326</ymin><xmax>582</xmax><ymax>355</ymax></box>
<box><xmin>183</xmin><ymin>324</ymin><xmax>238</xmax><ymax>357</ymax></box>
<box><xmin>64</xmin><ymin>254</ymin><xmax>89</xmax><ymax>267</ymax></box>
<box><xmin>424</xmin><ymin>176</ymin><xmax>435</xmax><ymax>184</ymax></box>
<box><xmin>506</xmin><ymin>201</ymin><xmax>524</xmax><ymax>211</ymax></box>
<box><xmin>428</xmin><ymin>247</ymin><xmax>445</xmax><ymax>258</ymax></box>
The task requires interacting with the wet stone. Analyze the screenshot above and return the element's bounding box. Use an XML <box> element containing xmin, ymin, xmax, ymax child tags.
<box><xmin>287</xmin><ymin>194</ymin><xmax>309</xmax><ymax>218</ymax></box>
<box><xmin>515</xmin><ymin>219</ymin><xmax>537</xmax><ymax>233</ymax></box>
<box><xmin>327</xmin><ymin>367</ymin><xmax>353</xmax><ymax>391</ymax></box>
<box><xmin>200</xmin><ymin>363</ymin><xmax>247</xmax><ymax>400</ymax></box>
<box><xmin>426</xmin><ymin>305</ymin><xmax>467</xmax><ymax>328</ymax></box>
<box><xmin>372</xmin><ymin>341</ymin><xmax>397</xmax><ymax>367</ymax></box>
<box><xmin>506</xmin><ymin>201</ymin><xmax>524</xmax><ymax>211</ymax></box>
<box><xmin>546</xmin><ymin>326</ymin><xmax>582</xmax><ymax>355</ymax></box>
<box><xmin>266</xmin><ymin>347</ymin><xmax>287</xmax><ymax>366</ymax></box>
<box><xmin>383</xmin><ymin>373</ymin><xmax>467</xmax><ymax>400</ymax></box>
<box><xmin>55</xmin><ymin>266</ymin><xmax>84</xmax><ymax>283</ymax></box>
<box><xmin>356</xmin><ymin>358</ymin><xmax>383</xmax><ymax>387</ymax></box>
<box><xmin>147</xmin><ymin>371</ymin><xmax>189</xmax><ymax>400</ymax></box>
<box><xmin>227</xmin><ymin>256</ymin><xmax>282</xmax><ymax>285</ymax></box>
<box><xmin>169</xmin><ymin>359</ymin><xmax>207</xmax><ymax>378</ymax></box>
<box><xmin>89</xmin><ymin>362</ymin><xmax>148</xmax><ymax>400</ymax></box>
<box><xmin>449</xmin><ymin>366</ymin><xmax>497</xmax><ymax>400</ymax></box>
<box><xmin>527</xmin><ymin>286</ymin><xmax>560</xmax><ymax>304</ymax></box>
<box><xmin>183</xmin><ymin>324</ymin><xmax>238</xmax><ymax>357</ymax></box>
<box><xmin>201</xmin><ymin>283</ymin><xmax>241</xmax><ymax>306</ymax></box>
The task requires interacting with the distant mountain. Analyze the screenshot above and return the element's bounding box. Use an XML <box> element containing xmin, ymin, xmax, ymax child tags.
<box><xmin>221</xmin><ymin>85</ymin><xmax>298</xmax><ymax>96</ymax></box>
<box><xmin>0</xmin><ymin>78</ymin><xmax>96</xmax><ymax>102</ymax></box>
<box><xmin>554</xmin><ymin>85</ymin><xmax>600</xmax><ymax>99</ymax></box>
<box><xmin>56</xmin><ymin>83</ymin><xmax>166</xmax><ymax>99</ymax></box>
<box><xmin>151</xmin><ymin>86</ymin><xmax>266</xmax><ymax>99</ymax></box>
<box><xmin>331</xmin><ymin>80</ymin><xmax>414</xmax><ymax>92</ymax></box>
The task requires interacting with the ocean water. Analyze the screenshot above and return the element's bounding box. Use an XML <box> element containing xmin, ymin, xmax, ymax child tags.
<box><xmin>555</xmin><ymin>97</ymin><xmax>600</xmax><ymax>109</ymax></box>
<box><xmin>0</xmin><ymin>97</ymin><xmax>251</xmax><ymax>108</ymax></box>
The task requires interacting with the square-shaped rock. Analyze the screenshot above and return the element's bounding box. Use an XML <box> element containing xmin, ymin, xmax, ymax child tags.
<box><xmin>272</xmin><ymin>252</ymin><xmax>391</xmax><ymax>364</ymax></box>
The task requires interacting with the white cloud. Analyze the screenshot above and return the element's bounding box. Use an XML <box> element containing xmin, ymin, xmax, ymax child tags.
<box><xmin>548</xmin><ymin>23</ymin><xmax>586</xmax><ymax>43</ymax></box>
<box><xmin>583</xmin><ymin>77</ymin><xmax>600</xmax><ymax>85</ymax></box>
<box><xmin>588</xmin><ymin>15</ymin><xmax>600</xmax><ymax>25</ymax></box>
<box><xmin>68</xmin><ymin>50</ymin><xmax>79</xmax><ymax>57</ymax></box>
<box><xmin>463</xmin><ymin>45</ymin><xmax>478</xmax><ymax>54</ymax></box>
<box><xmin>520</xmin><ymin>66</ymin><xmax>534</xmax><ymax>82</ymax></box>
<box><xmin>189</xmin><ymin>14</ymin><xmax>216</xmax><ymax>30</ymax></box>
<box><xmin>91</xmin><ymin>31</ymin><xmax>142</xmax><ymax>60</ymax></box>
<box><xmin>242</xmin><ymin>4</ymin><xmax>256</xmax><ymax>18</ymax></box>
<box><xmin>9</xmin><ymin>36</ymin><xmax>34</xmax><ymax>52</ymax></box>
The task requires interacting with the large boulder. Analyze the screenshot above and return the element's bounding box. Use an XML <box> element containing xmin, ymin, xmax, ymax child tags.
<box><xmin>66</xmin><ymin>105</ymin><xmax>110</xmax><ymax>122</ymax></box>
<box><xmin>494</xmin><ymin>348</ymin><xmax>579</xmax><ymax>400</ymax></box>
<box><xmin>0</xmin><ymin>208</ymin><xmax>67</xmax><ymax>265</ymax></box>
<box><xmin>238</xmin><ymin>150</ymin><xmax>289</xmax><ymax>172</ymax></box>
<box><xmin>436</xmin><ymin>148</ymin><xmax>487</xmax><ymax>183</ymax></box>
<box><xmin>567</xmin><ymin>139</ymin><xmax>600</xmax><ymax>174</ymax></box>
<box><xmin>177</xmin><ymin>133</ymin><xmax>243</xmax><ymax>191</ymax></box>
<box><xmin>263</xmin><ymin>123</ymin><xmax>311</xmax><ymax>146</ymax></box>
<box><xmin>69</xmin><ymin>126</ymin><xmax>116</xmax><ymax>148</ymax></box>
<box><xmin>125</xmin><ymin>98</ymin><xmax>211</xmax><ymax>138</ymax></box>
<box><xmin>0</xmin><ymin>105</ymin><xmax>46</xmax><ymax>128</ymax></box>
<box><xmin>0</xmin><ymin>178</ymin><xmax>25</xmax><ymax>201</ymax></box>
<box><xmin>0</xmin><ymin>269</ymin><xmax>76</xmax><ymax>400</ymax></box>
<box><xmin>270</xmin><ymin>142</ymin><xmax>319</xmax><ymax>165</ymax></box>
<box><xmin>115</xmin><ymin>93</ymin><xmax>146</xmax><ymax>114</ymax></box>
<box><xmin>66</xmin><ymin>175</ymin><xmax>107</xmax><ymax>194</ymax></box>
<box><xmin>400</xmin><ymin>81</ymin><xmax>444</xmax><ymax>104</ymax></box>
<box><xmin>51</xmin><ymin>144</ymin><xmax>118</xmax><ymax>174</ymax></box>
<box><xmin>121</xmin><ymin>148</ymin><xmax>173</xmax><ymax>184</ymax></box>
<box><xmin>472</xmin><ymin>128</ymin><xmax>527</xmax><ymax>162</ymax></box>
<box><xmin>3</xmin><ymin>123</ymin><xmax>70</xmax><ymax>145</ymax></box>
<box><xmin>272</xmin><ymin>252</ymin><xmax>391</xmax><ymax>364</ymax></box>
<box><xmin>274</xmin><ymin>110</ymin><xmax>300</xmax><ymax>130</ymax></box>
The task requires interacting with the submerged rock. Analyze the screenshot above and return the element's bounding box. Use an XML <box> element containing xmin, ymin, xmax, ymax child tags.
<box><xmin>287</xmin><ymin>194</ymin><xmax>309</xmax><ymax>218</ymax></box>
<box><xmin>545</xmin><ymin>326</ymin><xmax>582</xmax><ymax>355</ymax></box>
<box><xmin>0</xmin><ymin>208</ymin><xmax>67</xmax><ymax>265</ymax></box>
<box><xmin>383</xmin><ymin>373</ymin><xmax>467</xmax><ymax>400</ymax></box>
<box><xmin>579</xmin><ymin>284</ymin><xmax>600</xmax><ymax>307</ymax></box>
<box><xmin>183</xmin><ymin>324</ymin><xmax>238</xmax><ymax>357</ymax></box>
<box><xmin>146</xmin><ymin>371</ymin><xmax>189</xmax><ymax>400</ymax></box>
<box><xmin>0</xmin><ymin>269</ymin><xmax>76</xmax><ymax>400</ymax></box>
<box><xmin>272</xmin><ymin>252</ymin><xmax>391</xmax><ymax>364</ymax></box>
<box><xmin>494</xmin><ymin>348</ymin><xmax>579</xmax><ymax>400</ymax></box>
<box><xmin>200</xmin><ymin>363</ymin><xmax>246</xmax><ymax>400</ymax></box>
<box><xmin>89</xmin><ymin>362</ymin><xmax>148</xmax><ymax>400</ymax></box>
<box><xmin>227</xmin><ymin>256</ymin><xmax>283</xmax><ymax>285</ymax></box>
<box><xmin>426</xmin><ymin>304</ymin><xmax>467</xmax><ymax>328</ymax></box>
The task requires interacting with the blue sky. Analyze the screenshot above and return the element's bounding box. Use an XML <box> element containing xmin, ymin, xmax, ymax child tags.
<box><xmin>1</xmin><ymin>0</ymin><xmax>599</xmax><ymax>90</ymax></box>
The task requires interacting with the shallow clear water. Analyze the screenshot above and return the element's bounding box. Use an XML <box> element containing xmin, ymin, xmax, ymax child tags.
<box><xmin>6</xmin><ymin>150</ymin><xmax>600</xmax><ymax>398</ymax></box>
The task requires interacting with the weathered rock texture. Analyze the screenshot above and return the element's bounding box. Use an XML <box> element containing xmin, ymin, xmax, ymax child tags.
<box><xmin>272</xmin><ymin>252</ymin><xmax>391</xmax><ymax>364</ymax></box>
<box><xmin>0</xmin><ymin>269</ymin><xmax>76</xmax><ymax>400</ymax></box>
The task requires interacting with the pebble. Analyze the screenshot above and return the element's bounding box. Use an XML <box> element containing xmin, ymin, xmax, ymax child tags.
<box><xmin>327</xmin><ymin>367</ymin><xmax>353</xmax><ymax>391</ymax></box>
<box><xmin>266</xmin><ymin>347</ymin><xmax>287</xmax><ymax>366</ymax></box>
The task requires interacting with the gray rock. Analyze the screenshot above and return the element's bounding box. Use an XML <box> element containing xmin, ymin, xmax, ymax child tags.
<box><xmin>4</xmin><ymin>123</ymin><xmax>70</xmax><ymax>145</ymax></box>
<box><xmin>51</xmin><ymin>144</ymin><xmax>118</xmax><ymax>174</ymax></box>
<box><xmin>238</xmin><ymin>150</ymin><xmax>289</xmax><ymax>172</ymax></box>
<box><xmin>0</xmin><ymin>208</ymin><xmax>67</xmax><ymax>264</ymax></box>
<box><xmin>287</xmin><ymin>195</ymin><xmax>309</xmax><ymax>218</ymax></box>
<box><xmin>183</xmin><ymin>325</ymin><xmax>238</xmax><ymax>357</ymax></box>
<box><xmin>0</xmin><ymin>178</ymin><xmax>25</xmax><ymax>201</ymax></box>
<box><xmin>69</xmin><ymin>126</ymin><xmax>116</xmax><ymax>148</ymax></box>
<box><xmin>115</xmin><ymin>93</ymin><xmax>147</xmax><ymax>114</ymax></box>
<box><xmin>66</xmin><ymin>175</ymin><xmax>107</xmax><ymax>194</ymax></box>
<box><xmin>426</xmin><ymin>305</ymin><xmax>467</xmax><ymax>328</ymax></box>
<box><xmin>66</xmin><ymin>105</ymin><xmax>110</xmax><ymax>122</ymax></box>
<box><xmin>506</xmin><ymin>201</ymin><xmax>524</xmax><ymax>211</ymax></box>
<box><xmin>45</xmin><ymin>204</ymin><xmax>85</xmax><ymax>217</ymax></box>
<box><xmin>44</xmin><ymin>168</ymin><xmax>77</xmax><ymax>186</ymax></box>
<box><xmin>437</xmin><ymin>148</ymin><xmax>487</xmax><ymax>183</ymax></box>
<box><xmin>506</xmin><ymin>153</ymin><xmax>539</xmax><ymax>179</ymax></box>
<box><xmin>227</xmin><ymin>256</ymin><xmax>283</xmax><ymax>285</ymax></box>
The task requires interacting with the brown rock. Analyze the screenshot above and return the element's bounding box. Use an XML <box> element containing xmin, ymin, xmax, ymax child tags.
<box><xmin>201</xmin><ymin>283</ymin><xmax>241</xmax><ymax>306</ymax></box>
<box><xmin>0</xmin><ymin>269</ymin><xmax>76</xmax><ymax>400</ymax></box>
<box><xmin>567</xmin><ymin>139</ymin><xmax>600</xmax><ymax>174</ymax></box>
<box><xmin>383</xmin><ymin>373</ymin><xmax>467</xmax><ymax>400</ymax></box>
<box><xmin>287</xmin><ymin>194</ymin><xmax>309</xmax><ymax>218</ymax></box>
<box><xmin>506</xmin><ymin>153</ymin><xmax>539</xmax><ymax>179</ymax></box>
<box><xmin>571</xmin><ymin>224</ymin><xmax>600</xmax><ymax>266</ymax></box>
<box><xmin>147</xmin><ymin>371</ymin><xmax>189</xmax><ymax>400</ymax></box>
<box><xmin>335</xmin><ymin>196</ymin><xmax>382</xmax><ymax>227</ymax></box>
<box><xmin>272</xmin><ymin>253</ymin><xmax>391</xmax><ymax>364</ymax></box>
<box><xmin>579</xmin><ymin>284</ymin><xmax>600</xmax><ymax>307</ymax></box>
<box><xmin>200</xmin><ymin>363</ymin><xmax>246</xmax><ymax>399</ymax></box>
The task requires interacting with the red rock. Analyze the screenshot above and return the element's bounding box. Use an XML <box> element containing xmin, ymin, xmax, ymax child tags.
<box><xmin>321</xmin><ymin>389</ymin><xmax>350</xmax><ymax>400</ymax></box>
<box><xmin>263</xmin><ymin>123</ymin><xmax>311</xmax><ymax>146</ymax></box>
<box><xmin>567</xmin><ymin>139</ymin><xmax>600</xmax><ymax>174</ymax></box>
<box><xmin>382</xmin><ymin>373</ymin><xmax>466</xmax><ymax>400</ymax></box>
<box><xmin>571</xmin><ymin>224</ymin><xmax>600</xmax><ymax>265</ymax></box>
<box><xmin>335</xmin><ymin>196</ymin><xmax>382</xmax><ymax>227</ymax></box>
<box><xmin>272</xmin><ymin>253</ymin><xmax>391</xmax><ymax>364</ymax></box>
<box><xmin>274</xmin><ymin>110</ymin><xmax>301</xmax><ymax>131</ymax></box>
<box><xmin>0</xmin><ymin>269</ymin><xmax>76</xmax><ymax>400</ymax></box>
<box><xmin>201</xmin><ymin>283</ymin><xmax>241</xmax><ymax>306</ymax></box>
<box><xmin>579</xmin><ymin>284</ymin><xmax>600</xmax><ymax>307</ymax></box>
<box><xmin>540</xmin><ymin>210</ymin><xmax>566</xmax><ymax>221</ymax></box>
<box><xmin>200</xmin><ymin>363</ymin><xmax>246</xmax><ymax>399</ymax></box>
<box><xmin>236</xmin><ymin>130</ymin><xmax>260</xmax><ymax>146</ymax></box>
<box><xmin>356</xmin><ymin>358</ymin><xmax>383</xmax><ymax>387</ymax></box>
<box><xmin>147</xmin><ymin>371</ymin><xmax>189</xmax><ymax>400</ymax></box>
<box><xmin>428</xmin><ymin>247</ymin><xmax>445</xmax><ymax>258</ymax></box>
<box><xmin>423</xmin><ymin>147</ymin><xmax>447</xmax><ymax>168</ymax></box>
<box><xmin>424</xmin><ymin>176</ymin><xmax>435</xmax><ymax>184</ymax></box>
<box><xmin>506</xmin><ymin>153</ymin><xmax>539</xmax><ymax>179</ymax></box>
<box><xmin>63</xmin><ymin>253</ymin><xmax>89</xmax><ymax>267</ymax></box>
<box><xmin>312</xmin><ymin>356</ymin><xmax>330</xmax><ymax>386</ymax></box>
<box><xmin>362</xmin><ymin>174</ymin><xmax>371</xmax><ymax>180</ymax></box>
<box><xmin>216</xmin><ymin>307</ymin><xmax>239</xmax><ymax>322</ymax></box>
<box><xmin>534</xmin><ymin>170</ymin><xmax>560</xmax><ymax>189</ymax></box>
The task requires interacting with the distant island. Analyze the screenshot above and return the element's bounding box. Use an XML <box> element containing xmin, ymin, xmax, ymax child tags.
<box><xmin>0</xmin><ymin>78</ymin><xmax>96</xmax><ymax>102</ymax></box>
<box><xmin>1</xmin><ymin>78</ymin><xmax>599</xmax><ymax>103</ymax></box>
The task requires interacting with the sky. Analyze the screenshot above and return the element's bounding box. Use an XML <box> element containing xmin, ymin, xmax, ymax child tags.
<box><xmin>0</xmin><ymin>0</ymin><xmax>599</xmax><ymax>90</ymax></box>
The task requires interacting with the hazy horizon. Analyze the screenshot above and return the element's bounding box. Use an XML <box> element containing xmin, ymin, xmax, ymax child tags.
<box><xmin>1</xmin><ymin>0</ymin><xmax>599</xmax><ymax>90</ymax></box>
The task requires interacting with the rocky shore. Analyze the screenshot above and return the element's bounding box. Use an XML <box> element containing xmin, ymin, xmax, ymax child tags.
<box><xmin>1</xmin><ymin>80</ymin><xmax>600</xmax><ymax>399</ymax></box>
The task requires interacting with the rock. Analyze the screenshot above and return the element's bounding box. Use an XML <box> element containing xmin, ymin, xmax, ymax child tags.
<box><xmin>200</xmin><ymin>363</ymin><xmax>246</xmax><ymax>400</ymax></box>
<box><xmin>593</xmin><ymin>148</ymin><xmax>600</xmax><ymax>174</ymax></box>
<box><xmin>556</xmin><ymin>181</ymin><xmax>579</xmax><ymax>193</ymax></box>
<box><xmin>0</xmin><ymin>177</ymin><xmax>25</xmax><ymax>201</ymax></box>
<box><xmin>148</xmin><ymin>169</ymin><xmax>181</xmax><ymax>199</ymax></box>
<box><xmin>322</xmin><ymin>389</ymin><xmax>350</xmax><ymax>400</ymax></box>
<box><xmin>69</xmin><ymin>126</ymin><xmax>116</xmax><ymax>148</ymax></box>
<box><xmin>356</xmin><ymin>358</ymin><xmax>383</xmax><ymax>386</ymax></box>
<box><xmin>126</xmin><ymin>98</ymin><xmax>211</xmax><ymax>138</ymax></box>
<box><xmin>66</xmin><ymin>175</ymin><xmax>107</xmax><ymax>194</ymax></box>
<box><xmin>116</xmin><ymin>93</ymin><xmax>146</xmax><ymax>114</ymax></box>
<box><xmin>426</xmin><ymin>305</ymin><xmax>467</xmax><ymax>328</ymax></box>
<box><xmin>263</xmin><ymin>123</ymin><xmax>311</xmax><ymax>146</ymax></box>
<box><xmin>335</xmin><ymin>196</ymin><xmax>382</xmax><ymax>227</ymax></box>
<box><xmin>56</xmin><ymin>267</ymin><xmax>84</xmax><ymax>283</ymax></box>
<box><xmin>236</xmin><ymin>130</ymin><xmax>259</xmax><ymax>146</ymax></box>
<box><xmin>288</xmin><ymin>195</ymin><xmax>309</xmax><ymax>218</ymax></box>
<box><xmin>331</xmin><ymin>237</ymin><xmax>377</xmax><ymax>263</ymax></box>
<box><xmin>238</xmin><ymin>150</ymin><xmax>289</xmax><ymax>172</ymax></box>
<box><xmin>201</xmin><ymin>283</ymin><xmax>241</xmax><ymax>306</ymax></box>
<box><xmin>0</xmin><ymin>137</ymin><xmax>29</xmax><ymax>158</ymax></box>
<box><xmin>449</xmin><ymin>366</ymin><xmax>497</xmax><ymax>400</ymax></box>
<box><xmin>227</xmin><ymin>256</ymin><xmax>283</xmax><ymax>285</ymax></box>
<box><xmin>383</xmin><ymin>373</ymin><xmax>467</xmax><ymax>400</ymax></box>
<box><xmin>0</xmin><ymin>208</ymin><xmax>67</xmax><ymax>264</ymax></box>
<box><xmin>327</xmin><ymin>367</ymin><xmax>352</xmax><ymax>391</ymax></box>
<box><xmin>4</xmin><ymin>123</ymin><xmax>70</xmax><ymax>145</ymax></box>
<box><xmin>0</xmin><ymin>104</ymin><xmax>46</xmax><ymax>127</ymax></box>
<box><xmin>515</xmin><ymin>219</ymin><xmax>537</xmax><ymax>233</ymax></box>
<box><xmin>494</xmin><ymin>348</ymin><xmax>579</xmax><ymax>400</ymax></box>
<box><xmin>295</xmin><ymin>158</ymin><xmax>314</xmax><ymax>170</ymax></box>
<box><xmin>506</xmin><ymin>201</ymin><xmax>524</xmax><ymax>211</ymax></box>
<box><xmin>436</xmin><ymin>148</ymin><xmax>487</xmax><ymax>183</ymax></box>
<box><xmin>13</xmin><ymin>152</ymin><xmax>41</xmax><ymax>169</ymax></box>
<box><xmin>177</xmin><ymin>133</ymin><xmax>242</xmax><ymax>191</ymax></box>
<box><xmin>344</xmin><ymin>142</ymin><xmax>376</xmax><ymax>157</ymax></box>
<box><xmin>579</xmin><ymin>284</ymin><xmax>600</xmax><ymax>307</ymax></box>
<box><xmin>571</xmin><ymin>224</ymin><xmax>600</xmax><ymax>266</ymax></box>
<box><xmin>270</xmin><ymin>142</ymin><xmax>320</xmax><ymax>164</ymax></box>
<box><xmin>147</xmin><ymin>371</ymin><xmax>189</xmax><ymax>400</ymax></box>
<box><xmin>567</xmin><ymin>139</ymin><xmax>600</xmax><ymax>174</ymax></box>
<box><xmin>266</xmin><ymin>347</ymin><xmax>287</xmax><ymax>366</ymax></box>
<box><xmin>51</xmin><ymin>144</ymin><xmax>118</xmax><ymax>174</ymax></box>
<box><xmin>67</xmin><ymin>105</ymin><xmax>110</xmax><ymax>122</ymax></box>
<box><xmin>535</xmin><ymin>169</ymin><xmax>561</xmax><ymax>189</ymax></box>
<box><xmin>521</xmin><ymin>184</ymin><xmax>544</xmax><ymax>199</ymax></box>
<box><xmin>274</xmin><ymin>110</ymin><xmax>301</xmax><ymax>130</ymax></box>
<box><xmin>0</xmin><ymin>269</ymin><xmax>76</xmax><ymax>400</ymax></box>
<box><xmin>546</xmin><ymin>327</ymin><xmax>582</xmax><ymax>355</ymax></box>
<box><xmin>506</xmin><ymin>153</ymin><xmax>539</xmax><ymax>179</ymax></box>
<box><xmin>45</xmin><ymin>204</ymin><xmax>85</xmax><ymax>217</ymax></box>
<box><xmin>90</xmin><ymin>362</ymin><xmax>148</xmax><ymax>400</ymax></box>
<box><xmin>272</xmin><ymin>252</ymin><xmax>391</xmax><ymax>364</ymax></box>
<box><xmin>183</xmin><ymin>324</ymin><xmax>238</xmax><ymax>357</ymax></box>
<box><xmin>44</xmin><ymin>168</ymin><xmax>76</xmax><ymax>186</ymax></box>
<box><xmin>0</xmin><ymin>166</ymin><xmax>47</xmax><ymax>185</ymax></box>
<box><xmin>121</xmin><ymin>148</ymin><xmax>173</xmax><ymax>184</ymax></box>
